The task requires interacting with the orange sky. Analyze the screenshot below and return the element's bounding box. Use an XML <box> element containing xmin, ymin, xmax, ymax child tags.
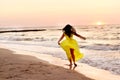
<box><xmin>0</xmin><ymin>0</ymin><xmax>120</xmax><ymax>26</ymax></box>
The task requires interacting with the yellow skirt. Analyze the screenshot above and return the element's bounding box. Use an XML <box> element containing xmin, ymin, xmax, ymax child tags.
<box><xmin>60</xmin><ymin>39</ymin><xmax>83</xmax><ymax>61</ymax></box>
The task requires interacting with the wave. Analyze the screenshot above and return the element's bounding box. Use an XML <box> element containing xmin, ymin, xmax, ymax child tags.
<box><xmin>82</xmin><ymin>44</ymin><xmax>120</xmax><ymax>51</ymax></box>
<box><xmin>0</xmin><ymin>24</ymin><xmax>120</xmax><ymax>52</ymax></box>
<box><xmin>81</xmin><ymin>56</ymin><xmax>120</xmax><ymax>75</ymax></box>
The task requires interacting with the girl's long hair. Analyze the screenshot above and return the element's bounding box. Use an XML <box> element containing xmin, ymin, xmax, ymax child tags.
<box><xmin>63</xmin><ymin>24</ymin><xmax>73</xmax><ymax>37</ymax></box>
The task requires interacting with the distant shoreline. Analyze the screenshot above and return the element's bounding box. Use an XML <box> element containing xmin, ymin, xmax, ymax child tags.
<box><xmin>0</xmin><ymin>28</ymin><xmax>62</xmax><ymax>33</ymax></box>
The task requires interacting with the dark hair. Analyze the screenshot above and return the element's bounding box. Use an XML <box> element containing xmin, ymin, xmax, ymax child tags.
<box><xmin>63</xmin><ymin>24</ymin><xmax>73</xmax><ymax>37</ymax></box>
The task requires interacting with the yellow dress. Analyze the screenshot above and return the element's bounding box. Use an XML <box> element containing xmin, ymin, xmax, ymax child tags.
<box><xmin>60</xmin><ymin>33</ymin><xmax>83</xmax><ymax>61</ymax></box>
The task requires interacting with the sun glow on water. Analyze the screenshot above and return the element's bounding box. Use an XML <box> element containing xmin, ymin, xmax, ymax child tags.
<box><xmin>96</xmin><ymin>21</ymin><xmax>104</xmax><ymax>25</ymax></box>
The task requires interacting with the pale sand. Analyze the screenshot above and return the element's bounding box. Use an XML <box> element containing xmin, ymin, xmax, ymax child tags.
<box><xmin>0</xmin><ymin>46</ymin><xmax>120</xmax><ymax>80</ymax></box>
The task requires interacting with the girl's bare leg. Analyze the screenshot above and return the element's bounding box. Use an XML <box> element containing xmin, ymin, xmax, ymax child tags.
<box><xmin>68</xmin><ymin>58</ymin><xmax>72</xmax><ymax>70</ymax></box>
<box><xmin>70</xmin><ymin>48</ymin><xmax>77</xmax><ymax>70</ymax></box>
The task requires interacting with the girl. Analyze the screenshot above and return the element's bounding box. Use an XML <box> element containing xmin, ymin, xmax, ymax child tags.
<box><xmin>58</xmin><ymin>24</ymin><xmax>86</xmax><ymax>70</ymax></box>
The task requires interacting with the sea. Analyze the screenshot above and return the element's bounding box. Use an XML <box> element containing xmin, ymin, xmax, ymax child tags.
<box><xmin>0</xmin><ymin>24</ymin><xmax>120</xmax><ymax>75</ymax></box>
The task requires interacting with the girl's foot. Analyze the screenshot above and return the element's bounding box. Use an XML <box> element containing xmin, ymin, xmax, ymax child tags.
<box><xmin>74</xmin><ymin>63</ymin><xmax>77</xmax><ymax>67</ymax></box>
<box><xmin>73</xmin><ymin>63</ymin><xmax>77</xmax><ymax>70</ymax></box>
<box><xmin>69</xmin><ymin>64</ymin><xmax>72</xmax><ymax>70</ymax></box>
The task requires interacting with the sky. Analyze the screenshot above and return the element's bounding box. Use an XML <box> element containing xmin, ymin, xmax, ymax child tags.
<box><xmin>0</xmin><ymin>0</ymin><xmax>120</xmax><ymax>27</ymax></box>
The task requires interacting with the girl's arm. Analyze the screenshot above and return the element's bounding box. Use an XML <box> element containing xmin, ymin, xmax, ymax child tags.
<box><xmin>72</xmin><ymin>27</ymin><xmax>86</xmax><ymax>40</ymax></box>
<box><xmin>58</xmin><ymin>33</ymin><xmax>64</xmax><ymax>45</ymax></box>
<box><xmin>73</xmin><ymin>32</ymin><xmax>86</xmax><ymax>40</ymax></box>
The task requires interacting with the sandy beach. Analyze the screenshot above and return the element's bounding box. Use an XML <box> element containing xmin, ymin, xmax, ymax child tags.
<box><xmin>0</xmin><ymin>45</ymin><xmax>120</xmax><ymax>80</ymax></box>
<box><xmin>0</xmin><ymin>47</ymin><xmax>94</xmax><ymax>80</ymax></box>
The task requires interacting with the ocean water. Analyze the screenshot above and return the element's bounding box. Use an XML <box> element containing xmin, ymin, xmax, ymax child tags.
<box><xmin>0</xmin><ymin>24</ymin><xmax>120</xmax><ymax>75</ymax></box>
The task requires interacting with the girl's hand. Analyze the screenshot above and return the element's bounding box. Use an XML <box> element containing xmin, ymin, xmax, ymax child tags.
<box><xmin>83</xmin><ymin>37</ymin><xmax>86</xmax><ymax>40</ymax></box>
<box><xmin>58</xmin><ymin>42</ymin><xmax>60</xmax><ymax>45</ymax></box>
<box><xmin>79</xmin><ymin>36</ymin><xmax>86</xmax><ymax>40</ymax></box>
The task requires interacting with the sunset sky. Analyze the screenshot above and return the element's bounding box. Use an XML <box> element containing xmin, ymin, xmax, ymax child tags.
<box><xmin>0</xmin><ymin>0</ymin><xmax>120</xmax><ymax>27</ymax></box>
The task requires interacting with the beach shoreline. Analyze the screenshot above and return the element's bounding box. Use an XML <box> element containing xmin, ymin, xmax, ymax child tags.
<box><xmin>0</xmin><ymin>47</ymin><xmax>93</xmax><ymax>80</ymax></box>
<box><xmin>0</xmin><ymin>45</ymin><xmax>120</xmax><ymax>80</ymax></box>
